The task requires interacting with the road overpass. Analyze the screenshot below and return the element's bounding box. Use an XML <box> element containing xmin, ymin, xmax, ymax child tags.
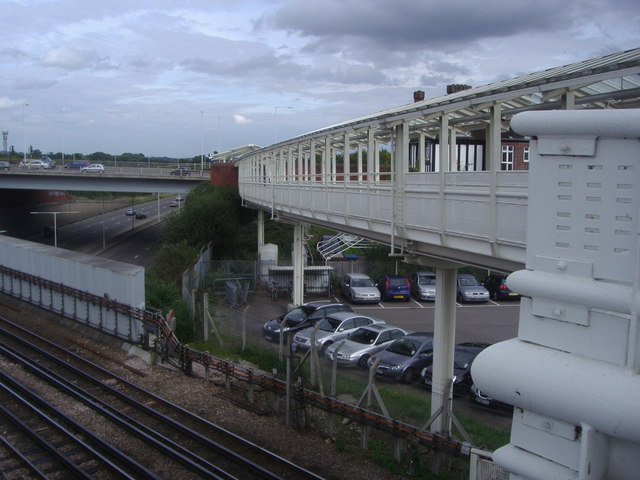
<box><xmin>0</xmin><ymin>166</ymin><xmax>208</xmax><ymax>194</ymax></box>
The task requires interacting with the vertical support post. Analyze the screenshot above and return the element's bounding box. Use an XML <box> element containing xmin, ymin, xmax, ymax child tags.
<box><xmin>292</xmin><ymin>222</ymin><xmax>304</xmax><ymax>306</ymax></box>
<box><xmin>343</xmin><ymin>131</ymin><xmax>350</xmax><ymax>183</ymax></box>
<box><xmin>418</xmin><ymin>132</ymin><xmax>425</xmax><ymax>172</ymax></box>
<box><xmin>257</xmin><ymin>210</ymin><xmax>264</xmax><ymax>250</ymax></box>
<box><xmin>430</xmin><ymin>267</ymin><xmax>458</xmax><ymax>434</ymax></box>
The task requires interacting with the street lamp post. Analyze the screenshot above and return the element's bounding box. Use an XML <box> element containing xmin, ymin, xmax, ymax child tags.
<box><xmin>30</xmin><ymin>211</ymin><xmax>79</xmax><ymax>248</ymax></box>
<box><xmin>200</xmin><ymin>110</ymin><xmax>204</xmax><ymax>174</ymax></box>
<box><xmin>274</xmin><ymin>106</ymin><xmax>292</xmax><ymax>144</ymax></box>
<box><xmin>22</xmin><ymin>103</ymin><xmax>29</xmax><ymax>163</ymax></box>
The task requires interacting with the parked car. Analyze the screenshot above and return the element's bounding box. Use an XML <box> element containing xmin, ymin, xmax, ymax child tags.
<box><xmin>340</xmin><ymin>273</ymin><xmax>380</xmax><ymax>304</ymax></box>
<box><xmin>125</xmin><ymin>208</ymin><xmax>136</xmax><ymax>216</ymax></box>
<box><xmin>456</xmin><ymin>273</ymin><xmax>489</xmax><ymax>303</ymax></box>
<box><xmin>377</xmin><ymin>274</ymin><xmax>411</xmax><ymax>302</ymax></box>
<box><xmin>292</xmin><ymin>311</ymin><xmax>384</xmax><ymax>353</ymax></box>
<box><xmin>420</xmin><ymin>342</ymin><xmax>491</xmax><ymax>396</ymax></box>
<box><xmin>64</xmin><ymin>161</ymin><xmax>90</xmax><ymax>169</ymax></box>
<box><xmin>0</xmin><ymin>161</ymin><xmax>10</xmax><ymax>171</ymax></box>
<box><xmin>170</xmin><ymin>166</ymin><xmax>191</xmax><ymax>176</ymax></box>
<box><xmin>81</xmin><ymin>163</ymin><xmax>105</xmax><ymax>173</ymax></box>
<box><xmin>25</xmin><ymin>160</ymin><xmax>49</xmax><ymax>169</ymax></box>
<box><xmin>262</xmin><ymin>301</ymin><xmax>352</xmax><ymax>343</ymax></box>
<box><xmin>470</xmin><ymin>383</ymin><xmax>513</xmax><ymax>411</ymax></box>
<box><xmin>324</xmin><ymin>324</ymin><xmax>409</xmax><ymax>368</ymax></box>
<box><xmin>367</xmin><ymin>332</ymin><xmax>434</xmax><ymax>383</ymax></box>
<box><xmin>410</xmin><ymin>271</ymin><xmax>436</xmax><ymax>301</ymax></box>
<box><xmin>135</xmin><ymin>212</ymin><xmax>148</xmax><ymax>219</ymax></box>
<box><xmin>483</xmin><ymin>274</ymin><xmax>520</xmax><ymax>301</ymax></box>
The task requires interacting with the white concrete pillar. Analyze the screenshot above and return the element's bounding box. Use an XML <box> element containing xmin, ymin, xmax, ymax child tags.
<box><xmin>430</xmin><ymin>267</ymin><xmax>458</xmax><ymax>434</ymax></box>
<box><xmin>343</xmin><ymin>132</ymin><xmax>350</xmax><ymax>183</ymax></box>
<box><xmin>257</xmin><ymin>210</ymin><xmax>264</xmax><ymax>249</ymax></box>
<box><xmin>292</xmin><ymin>222</ymin><xmax>304</xmax><ymax>306</ymax></box>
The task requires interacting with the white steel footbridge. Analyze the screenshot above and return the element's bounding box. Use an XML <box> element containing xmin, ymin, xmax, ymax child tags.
<box><xmin>234</xmin><ymin>48</ymin><xmax>640</xmax><ymax>479</ymax></box>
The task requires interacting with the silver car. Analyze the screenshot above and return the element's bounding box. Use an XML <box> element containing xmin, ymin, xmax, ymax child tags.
<box><xmin>323</xmin><ymin>324</ymin><xmax>408</xmax><ymax>367</ymax></box>
<box><xmin>340</xmin><ymin>273</ymin><xmax>381</xmax><ymax>304</ymax></box>
<box><xmin>292</xmin><ymin>311</ymin><xmax>384</xmax><ymax>353</ymax></box>
<box><xmin>457</xmin><ymin>273</ymin><xmax>489</xmax><ymax>303</ymax></box>
<box><xmin>410</xmin><ymin>271</ymin><xmax>436</xmax><ymax>301</ymax></box>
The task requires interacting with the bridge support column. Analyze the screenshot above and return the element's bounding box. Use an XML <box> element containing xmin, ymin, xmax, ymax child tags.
<box><xmin>257</xmin><ymin>210</ymin><xmax>264</xmax><ymax>250</ymax></box>
<box><xmin>291</xmin><ymin>222</ymin><xmax>305</xmax><ymax>306</ymax></box>
<box><xmin>430</xmin><ymin>267</ymin><xmax>458</xmax><ymax>435</ymax></box>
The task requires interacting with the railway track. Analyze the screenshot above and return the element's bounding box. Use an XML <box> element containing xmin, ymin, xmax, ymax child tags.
<box><xmin>0</xmin><ymin>316</ymin><xmax>326</xmax><ymax>479</ymax></box>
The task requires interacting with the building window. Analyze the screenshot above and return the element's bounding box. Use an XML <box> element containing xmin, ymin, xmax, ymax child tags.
<box><xmin>523</xmin><ymin>146</ymin><xmax>530</xmax><ymax>163</ymax></box>
<box><xmin>501</xmin><ymin>145</ymin><xmax>514</xmax><ymax>170</ymax></box>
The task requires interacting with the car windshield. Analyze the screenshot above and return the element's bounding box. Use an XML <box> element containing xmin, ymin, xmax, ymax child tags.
<box><xmin>352</xmin><ymin>278</ymin><xmax>375</xmax><ymax>287</ymax></box>
<box><xmin>418</xmin><ymin>276</ymin><xmax>435</xmax><ymax>285</ymax></box>
<box><xmin>348</xmin><ymin>328</ymin><xmax>378</xmax><ymax>344</ymax></box>
<box><xmin>454</xmin><ymin>350</ymin><xmax>479</xmax><ymax>369</ymax></box>
<box><xmin>459</xmin><ymin>276</ymin><xmax>479</xmax><ymax>287</ymax></box>
<box><xmin>388</xmin><ymin>277</ymin><xmax>406</xmax><ymax>286</ymax></box>
<box><xmin>386</xmin><ymin>338</ymin><xmax>421</xmax><ymax>357</ymax></box>
<box><xmin>283</xmin><ymin>306</ymin><xmax>315</xmax><ymax>324</ymax></box>
<box><xmin>316</xmin><ymin>317</ymin><xmax>341</xmax><ymax>332</ymax></box>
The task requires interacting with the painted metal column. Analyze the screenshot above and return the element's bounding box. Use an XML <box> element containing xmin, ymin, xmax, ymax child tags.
<box><xmin>367</xmin><ymin>128</ymin><xmax>375</xmax><ymax>184</ymax></box>
<box><xmin>292</xmin><ymin>222</ymin><xmax>304</xmax><ymax>306</ymax></box>
<box><xmin>357</xmin><ymin>142</ymin><xmax>363</xmax><ymax>183</ymax></box>
<box><xmin>310</xmin><ymin>141</ymin><xmax>316</xmax><ymax>182</ymax></box>
<box><xmin>430</xmin><ymin>267</ymin><xmax>458</xmax><ymax>434</ymax></box>
<box><xmin>343</xmin><ymin>132</ymin><xmax>350</xmax><ymax>183</ymax></box>
<box><xmin>418</xmin><ymin>132</ymin><xmax>425</xmax><ymax>172</ymax></box>
<box><xmin>257</xmin><ymin>210</ymin><xmax>264</xmax><ymax>250</ymax></box>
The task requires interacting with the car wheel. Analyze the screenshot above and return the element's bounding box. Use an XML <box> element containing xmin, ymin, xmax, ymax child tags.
<box><xmin>457</xmin><ymin>293</ymin><xmax>463</xmax><ymax>303</ymax></box>
<box><xmin>492</xmin><ymin>291</ymin><xmax>499</xmax><ymax>301</ymax></box>
<box><xmin>357</xmin><ymin>354</ymin><xmax>370</xmax><ymax>369</ymax></box>
<box><xmin>400</xmin><ymin>367</ymin><xmax>415</xmax><ymax>384</ymax></box>
<box><xmin>348</xmin><ymin>292</ymin><xmax>354</xmax><ymax>303</ymax></box>
<box><xmin>320</xmin><ymin>341</ymin><xmax>333</xmax><ymax>355</ymax></box>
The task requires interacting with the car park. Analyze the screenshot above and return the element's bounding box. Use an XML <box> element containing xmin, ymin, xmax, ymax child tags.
<box><xmin>377</xmin><ymin>274</ymin><xmax>411</xmax><ymax>302</ymax></box>
<box><xmin>170</xmin><ymin>166</ymin><xmax>191</xmax><ymax>176</ymax></box>
<box><xmin>324</xmin><ymin>324</ymin><xmax>409</xmax><ymax>368</ymax></box>
<box><xmin>292</xmin><ymin>311</ymin><xmax>384</xmax><ymax>353</ymax></box>
<box><xmin>81</xmin><ymin>163</ymin><xmax>105</xmax><ymax>173</ymax></box>
<box><xmin>262</xmin><ymin>301</ymin><xmax>352</xmax><ymax>343</ymax></box>
<box><xmin>135</xmin><ymin>212</ymin><xmax>148</xmax><ymax>219</ymax></box>
<box><xmin>340</xmin><ymin>273</ymin><xmax>380</xmax><ymax>304</ymax></box>
<box><xmin>456</xmin><ymin>273</ymin><xmax>489</xmax><ymax>303</ymax></box>
<box><xmin>0</xmin><ymin>161</ymin><xmax>10</xmax><ymax>170</ymax></box>
<box><xmin>421</xmin><ymin>342</ymin><xmax>490</xmax><ymax>396</ymax></box>
<box><xmin>367</xmin><ymin>332</ymin><xmax>434</xmax><ymax>383</ymax></box>
<box><xmin>410</xmin><ymin>271</ymin><xmax>436</xmax><ymax>301</ymax></box>
<box><xmin>483</xmin><ymin>274</ymin><xmax>520</xmax><ymax>301</ymax></box>
<box><xmin>64</xmin><ymin>161</ymin><xmax>90</xmax><ymax>169</ymax></box>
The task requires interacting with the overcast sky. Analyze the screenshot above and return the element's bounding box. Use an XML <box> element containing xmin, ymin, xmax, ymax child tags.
<box><xmin>1</xmin><ymin>0</ymin><xmax>638</xmax><ymax>158</ymax></box>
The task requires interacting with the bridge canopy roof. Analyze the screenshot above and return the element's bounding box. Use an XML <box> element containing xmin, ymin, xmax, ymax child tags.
<box><xmin>238</xmin><ymin>47</ymin><xmax>640</xmax><ymax>157</ymax></box>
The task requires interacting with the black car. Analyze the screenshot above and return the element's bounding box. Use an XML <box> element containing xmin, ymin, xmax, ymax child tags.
<box><xmin>420</xmin><ymin>342</ymin><xmax>490</xmax><ymax>396</ymax></box>
<box><xmin>483</xmin><ymin>274</ymin><xmax>520</xmax><ymax>301</ymax></box>
<box><xmin>262</xmin><ymin>301</ymin><xmax>352</xmax><ymax>343</ymax></box>
<box><xmin>171</xmin><ymin>166</ymin><xmax>191</xmax><ymax>176</ymax></box>
<box><xmin>135</xmin><ymin>212</ymin><xmax>148</xmax><ymax>219</ymax></box>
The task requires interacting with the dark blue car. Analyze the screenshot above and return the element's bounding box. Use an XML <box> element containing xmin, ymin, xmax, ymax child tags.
<box><xmin>377</xmin><ymin>274</ymin><xmax>411</xmax><ymax>302</ymax></box>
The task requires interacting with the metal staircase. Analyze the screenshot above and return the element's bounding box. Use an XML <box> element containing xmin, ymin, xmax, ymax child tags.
<box><xmin>316</xmin><ymin>233</ymin><xmax>371</xmax><ymax>261</ymax></box>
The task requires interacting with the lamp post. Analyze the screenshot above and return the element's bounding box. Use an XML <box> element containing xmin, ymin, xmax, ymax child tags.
<box><xmin>200</xmin><ymin>110</ymin><xmax>204</xmax><ymax>173</ymax></box>
<box><xmin>30</xmin><ymin>211</ymin><xmax>79</xmax><ymax>248</ymax></box>
<box><xmin>274</xmin><ymin>106</ymin><xmax>292</xmax><ymax>144</ymax></box>
<box><xmin>22</xmin><ymin>103</ymin><xmax>29</xmax><ymax>163</ymax></box>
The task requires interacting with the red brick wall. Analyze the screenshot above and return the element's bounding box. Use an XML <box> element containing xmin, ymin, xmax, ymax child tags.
<box><xmin>210</xmin><ymin>163</ymin><xmax>238</xmax><ymax>187</ymax></box>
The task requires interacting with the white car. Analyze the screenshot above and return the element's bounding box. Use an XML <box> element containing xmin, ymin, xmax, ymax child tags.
<box><xmin>81</xmin><ymin>163</ymin><xmax>105</xmax><ymax>173</ymax></box>
<box><xmin>292</xmin><ymin>311</ymin><xmax>384</xmax><ymax>353</ymax></box>
<box><xmin>324</xmin><ymin>324</ymin><xmax>409</xmax><ymax>367</ymax></box>
<box><xmin>25</xmin><ymin>160</ymin><xmax>49</xmax><ymax>169</ymax></box>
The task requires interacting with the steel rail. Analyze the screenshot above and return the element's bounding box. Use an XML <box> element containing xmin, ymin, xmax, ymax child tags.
<box><xmin>0</xmin><ymin>319</ymin><xmax>326</xmax><ymax>480</ymax></box>
<box><xmin>0</xmin><ymin>373</ymin><xmax>156</xmax><ymax>479</ymax></box>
